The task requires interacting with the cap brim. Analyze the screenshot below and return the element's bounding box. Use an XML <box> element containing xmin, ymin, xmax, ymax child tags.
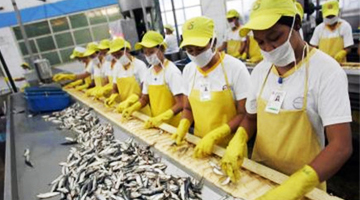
<box><xmin>108</xmin><ymin>47</ymin><xmax>122</xmax><ymax>54</ymax></box>
<box><xmin>179</xmin><ymin>37</ymin><xmax>210</xmax><ymax>48</ymax></box>
<box><xmin>70</xmin><ymin>55</ymin><xmax>75</xmax><ymax>59</ymax></box>
<box><xmin>83</xmin><ymin>50</ymin><xmax>96</xmax><ymax>57</ymax></box>
<box><xmin>226</xmin><ymin>14</ymin><xmax>236</xmax><ymax>19</ymax></box>
<box><xmin>98</xmin><ymin>45</ymin><xmax>109</xmax><ymax>50</ymax></box>
<box><xmin>323</xmin><ymin>10</ymin><xmax>339</xmax><ymax>18</ymax></box>
<box><xmin>239</xmin><ymin>14</ymin><xmax>281</xmax><ymax>37</ymax></box>
<box><xmin>135</xmin><ymin>41</ymin><xmax>160</xmax><ymax>50</ymax></box>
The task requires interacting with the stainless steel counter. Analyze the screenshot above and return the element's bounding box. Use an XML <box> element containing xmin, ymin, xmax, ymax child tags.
<box><xmin>4</xmin><ymin>93</ymin><xmax>227</xmax><ymax>200</ymax></box>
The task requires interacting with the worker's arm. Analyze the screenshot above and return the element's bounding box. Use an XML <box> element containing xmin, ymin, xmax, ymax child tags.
<box><xmin>139</xmin><ymin>94</ymin><xmax>150</xmax><ymax>108</ymax></box>
<box><xmin>111</xmin><ymin>83</ymin><xmax>118</xmax><ymax>94</ymax></box>
<box><xmin>170</xmin><ymin>94</ymin><xmax>183</xmax><ymax>116</ymax></box>
<box><xmin>75</xmin><ymin>72</ymin><xmax>91</xmax><ymax>80</ymax></box>
<box><xmin>227</xmin><ymin>99</ymin><xmax>247</xmax><ymax>132</ymax></box>
<box><xmin>239</xmin><ymin>112</ymin><xmax>257</xmax><ymax>139</ymax></box>
<box><xmin>310</xmin><ymin>123</ymin><xmax>352</xmax><ymax>182</ymax></box>
<box><xmin>181</xmin><ymin>96</ymin><xmax>194</xmax><ymax>123</ymax></box>
<box><xmin>217</xmin><ymin>42</ymin><xmax>227</xmax><ymax>52</ymax></box>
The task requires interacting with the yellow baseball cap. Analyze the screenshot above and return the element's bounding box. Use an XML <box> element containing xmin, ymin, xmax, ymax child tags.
<box><xmin>239</xmin><ymin>0</ymin><xmax>297</xmax><ymax>37</ymax></box>
<box><xmin>322</xmin><ymin>0</ymin><xmax>339</xmax><ymax>18</ymax></box>
<box><xmin>135</xmin><ymin>31</ymin><xmax>166</xmax><ymax>50</ymax></box>
<box><xmin>70</xmin><ymin>46</ymin><xmax>86</xmax><ymax>59</ymax></box>
<box><xmin>83</xmin><ymin>42</ymin><xmax>99</xmax><ymax>57</ymax></box>
<box><xmin>164</xmin><ymin>24</ymin><xmax>174</xmax><ymax>32</ymax></box>
<box><xmin>295</xmin><ymin>2</ymin><xmax>304</xmax><ymax>20</ymax></box>
<box><xmin>98</xmin><ymin>39</ymin><xmax>110</xmax><ymax>50</ymax></box>
<box><xmin>226</xmin><ymin>9</ymin><xmax>240</xmax><ymax>19</ymax></box>
<box><xmin>108</xmin><ymin>38</ymin><xmax>132</xmax><ymax>54</ymax></box>
<box><xmin>180</xmin><ymin>16</ymin><xmax>214</xmax><ymax>48</ymax></box>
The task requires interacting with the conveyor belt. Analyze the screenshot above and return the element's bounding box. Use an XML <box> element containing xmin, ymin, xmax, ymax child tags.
<box><xmin>64</xmin><ymin>88</ymin><xmax>343</xmax><ymax>200</ymax></box>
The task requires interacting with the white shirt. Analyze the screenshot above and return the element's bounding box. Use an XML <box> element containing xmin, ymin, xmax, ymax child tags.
<box><xmin>310</xmin><ymin>19</ymin><xmax>354</xmax><ymax>48</ymax></box>
<box><xmin>224</xmin><ymin>27</ymin><xmax>246</xmax><ymax>42</ymax></box>
<box><xmin>112</xmin><ymin>57</ymin><xmax>147</xmax><ymax>85</ymax></box>
<box><xmin>183</xmin><ymin>53</ymin><xmax>250</xmax><ymax>101</ymax></box>
<box><xmin>164</xmin><ymin>34</ymin><xmax>179</xmax><ymax>54</ymax></box>
<box><xmin>86</xmin><ymin>58</ymin><xmax>105</xmax><ymax>77</ymax></box>
<box><xmin>246</xmin><ymin>49</ymin><xmax>352</xmax><ymax>147</ymax></box>
<box><xmin>101</xmin><ymin>55</ymin><xmax>115</xmax><ymax>77</ymax></box>
<box><xmin>142</xmin><ymin>60</ymin><xmax>184</xmax><ymax>95</ymax></box>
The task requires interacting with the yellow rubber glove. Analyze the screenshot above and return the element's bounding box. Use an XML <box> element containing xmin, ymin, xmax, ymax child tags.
<box><xmin>85</xmin><ymin>87</ymin><xmax>98</xmax><ymax>96</ymax></box>
<box><xmin>104</xmin><ymin>93</ymin><xmax>120</xmax><ymax>108</ymax></box>
<box><xmin>255</xmin><ymin>165</ymin><xmax>320</xmax><ymax>200</ymax></box>
<box><xmin>240</xmin><ymin>52</ymin><xmax>247</xmax><ymax>60</ymax></box>
<box><xmin>334</xmin><ymin>49</ymin><xmax>347</xmax><ymax>63</ymax></box>
<box><xmin>249</xmin><ymin>55</ymin><xmax>263</xmax><ymax>63</ymax></box>
<box><xmin>75</xmin><ymin>83</ymin><xmax>89</xmax><ymax>91</ymax></box>
<box><xmin>171</xmin><ymin>118</ymin><xmax>191</xmax><ymax>145</ymax></box>
<box><xmin>144</xmin><ymin>109</ymin><xmax>174</xmax><ymax>129</ymax></box>
<box><xmin>122</xmin><ymin>101</ymin><xmax>142</xmax><ymax>120</ymax></box>
<box><xmin>52</xmin><ymin>74</ymin><xmax>62</xmax><ymax>81</ymax></box>
<box><xmin>220</xmin><ymin>127</ymin><xmax>248</xmax><ymax>182</ymax></box>
<box><xmin>193</xmin><ymin>124</ymin><xmax>231</xmax><ymax>158</ymax></box>
<box><xmin>64</xmin><ymin>79</ymin><xmax>83</xmax><ymax>88</ymax></box>
<box><xmin>53</xmin><ymin>74</ymin><xmax>76</xmax><ymax>82</ymax></box>
<box><xmin>115</xmin><ymin>94</ymin><xmax>139</xmax><ymax>113</ymax></box>
<box><xmin>94</xmin><ymin>84</ymin><xmax>112</xmax><ymax>99</ymax></box>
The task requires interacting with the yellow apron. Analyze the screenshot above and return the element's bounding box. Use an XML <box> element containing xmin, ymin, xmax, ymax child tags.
<box><xmin>318</xmin><ymin>22</ymin><xmax>346</xmax><ymax>62</ymax></box>
<box><xmin>226</xmin><ymin>27</ymin><xmax>242</xmax><ymax>58</ymax></box>
<box><xmin>252</xmin><ymin>46</ymin><xmax>326</xmax><ymax>190</ymax></box>
<box><xmin>148</xmin><ymin>60</ymin><xmax>181</xmax><ymax>127</ymax></box>
<box><xmin>248</xmin><ymin>36</ymin><xmax>262</xmax><ymax>59</ymax></box>
<box><xmin>116</xmin><ymin>62</ymin><xmax>151</xmax><ymax>116</ymax></box>
<box><xmin>84</xmin><ymin>77</ymin><xmax>92</xmax><ymax>85</ymax></box>
<box><xmin>189</xmin><ymin>53</ymin><xmax>237</xmax><ymax>147</ymax></box>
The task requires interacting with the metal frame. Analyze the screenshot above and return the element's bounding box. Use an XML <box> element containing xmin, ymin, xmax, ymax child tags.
<box><xmin>11</xmin><ymin>4</ymin><xmax>122</xmax><ymax>67</ymax></box>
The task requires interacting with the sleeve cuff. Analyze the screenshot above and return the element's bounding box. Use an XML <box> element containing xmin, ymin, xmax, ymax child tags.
<box><xmin>323</xmin><ymin>116</ymin><xmax>352</xmax><ymax>127</ymax></box>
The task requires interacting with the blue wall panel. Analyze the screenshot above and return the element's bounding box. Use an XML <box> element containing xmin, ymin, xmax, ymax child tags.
<box><xmin>0</xmin><ymin>0</ymin><xmax>118</xmax><ymax>28</ymax></box>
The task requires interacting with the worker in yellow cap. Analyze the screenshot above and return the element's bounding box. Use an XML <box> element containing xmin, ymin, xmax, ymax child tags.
<box><xmin>164</xmin><ymin>24</ymin><xmax>179</xmax><ymax>54</ymax></box>
<box><xmin>53</xmin><ymin>46</ymin><xmax>92</xmax><ymax>88</ymax></box>
<box><xmin>122</xmin><ymin>31</ymin><xmax>184</xmax><ymax>128</ymax></box>
<box><xmin>220</xmin><ymin>0</ymin><xmax>352</xmax><ymax>199</ymax></box>
<box><xmin>310</xmin><ymin>0</ymin><xmax>354</xmax><ymax>63</ymax></box>
<box><xmin>103</xmin><ymin>38</ymin><xmax>151</xmax><ymax>116</ymax></box>
<box><xmin>172</xmin><ymin>16</ymin><xmax>250</xmax><ymax>158</ymax></box>
<box><xmin>218</xmin><ymin>9</ymin><xmax>246</xmax><ymax>59</ymax></box>
<box><xmin>243</xmin><ymin>31</ymin><xmax>263</xmax><ymax>63</ymax></box>
<box><xmin>88</xmin><ymin>39</ymin><xmax>115</xmax><ymax>98</ymax></box>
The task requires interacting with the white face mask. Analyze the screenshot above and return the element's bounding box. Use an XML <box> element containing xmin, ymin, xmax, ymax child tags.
<box><xmin>324</xmin><ymin>16</ymin><xmax>338</xmax><ymax>25</ymax></box>
<box><xmin>145</xmin><ymin>51</ymin><xmax>161</xmax><ymax>66</ymax></box>
<box><xmin>260</xmin><ymin>17</ymin><xmax>296</xmax><ymax>67</ymax></box>
<box><xmin>229</xmin><ymin>21</ymin><xmax>236</xmax><ymax>29</ymax></box>
<box><xmin>186</xmin><ymin>36</ymin><xmax>216</xmax><ymax>68</ymax></box>
<box><xmin>92</xmin><ymin>57</ymin><xmax>100</xmax><ymax>65</ymax></box>
<box><xmin>119</xmin><ymin>48</ymin><xmax>131</xmax><ymax>66</ymax></box>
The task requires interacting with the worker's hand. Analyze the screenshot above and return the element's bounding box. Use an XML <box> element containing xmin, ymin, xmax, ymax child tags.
<box><xmin>115</xmin><ymin>94</ymin><xmax>139</xmax><ymax>113</ymax></box>
<box><xmin>144</xmin><ymin>109</ymin><xmax>174</xmax><ymax>129</ymax></box>
<box><xmin>171</xmin><ymin>118</ymin><xmax>191</xmax><ymax>145</ymax></box>
<box><xmin>122</xmin><ymin>101</ymin><xmax>142</xmax><ymax>120</ymax></box>
<box><xmin>85</xmin><ymin>87</ymin><xmax>98</xmax><ymax>97</ymax></box>
<box><xmin>255</xmin><ymin>165</ymin><xmax>320</xmax><ymax>200</ymax></box>
<box><xmin>94</xmin><ymin>84</ymin><xmax>112</xmax><ymax>99</ymax></box>
<box><xmin>334</xmin><ymin>50</ymin><xmax>347</xmax><ymax>63</ymax></box>
<box><xmin>220</xmin><ymin>127</ymin><xmax>248</xmax><ymax>182</ymax></box>
<box><xmin>240</xmin><ymin>52</ymin><xmax>247</xmax><ymax>60</ymax></box>
<box><xmin>53</xmin><ymin>73</ymin><xmax>76</xmax><ymax>82</ymax></box>
<box><xmin>193</xmin><ymin>124</ymin><xmax>231</xmax><ymax>158</ymax></box>
<box><xmin>64</xmin><ymin>80</ymin><xmax>83</xmax><ymax>88</ymax></box>
<box><xmin>75</xmin><ymin>84</ymin><xmax>89</xmax><ymax>91</ymax></box>
<box><xmin>104</xmin><ymin>93</ymin><xmax>120</xmax><ymax>108</ymax></box>
<box><xmin>249</xmin><ymin>55</ymin><xmax>263</xmax><ymax>63</ymax></box>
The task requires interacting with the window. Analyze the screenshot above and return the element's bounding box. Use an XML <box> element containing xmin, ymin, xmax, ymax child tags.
<box><xmin>12</xmin><ymin>5</ymin><xmax>122</xmax><ymax>66</ymax></box>
<box><xmin>159</xmin><ymin>0</ymin><xmax>202</xmax><ymax>37</ymax></box>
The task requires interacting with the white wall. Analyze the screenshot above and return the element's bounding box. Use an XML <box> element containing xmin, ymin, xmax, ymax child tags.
<box><xmin>200</xmin><ymin>0</ymin><xmax>227</xmax><ymax>46</ymax></box>
<box><xmin>0</xmin><ymin>0</ymin><xmax>63</xmax><ymax>12</ymax></box>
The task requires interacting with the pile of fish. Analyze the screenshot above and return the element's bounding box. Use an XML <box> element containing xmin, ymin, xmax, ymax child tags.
<box><xmin>39</xmin><ymin>103</ymin><xmax>203</xmax><ymax>200</ymax></box>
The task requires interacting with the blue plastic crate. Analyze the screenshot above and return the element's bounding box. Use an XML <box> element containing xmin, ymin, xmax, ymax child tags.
<box><xmin>24</xmin><ymin>87</ymin><xmax>70</xmax><ymax>112</ymax></box>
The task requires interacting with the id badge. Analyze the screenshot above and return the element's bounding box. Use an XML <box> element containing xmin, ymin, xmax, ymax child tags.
<box><xmin>265</xmin><ymin>90</ymin><xmax>286</xmax><ymax>114</ymax></box>
<box><xmin>200</xmin><ymin>80</ymin><xmax>211</xmax><ymax>102</ymax></box>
